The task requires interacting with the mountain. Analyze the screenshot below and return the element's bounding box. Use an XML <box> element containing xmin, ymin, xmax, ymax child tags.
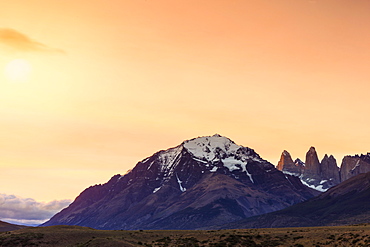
<box><xmin>42</xmin><ymin>134</ymin><xmax>318</xmax><ymax>230</ymax></box>
<box><xmin>340</xmin><ymin>153</ymin><xmax>370</xmax><ymax>181</ymax></box>
<box><xmin>0</xmin><ymin>220</ymin><xmax>27</xmax><ymax>232</ymax></box>
<box><xmin>276</xmin><ymin>150</ymin><xmax>303</xmax><ymax>177</ymax></box>
<box><xmin>277</xmin><ymin>148</ymin><xmax>340</xmax><ymax>191</ymax></box>
<box><xmin>277</xmin><ymin>149</ymin><xmax>370</xmax><ymax>192</ymax></box>
<box><xmin>223</xmin><ymin>171</ymin><xmax>370</xmax><ymax>229</ymax></box>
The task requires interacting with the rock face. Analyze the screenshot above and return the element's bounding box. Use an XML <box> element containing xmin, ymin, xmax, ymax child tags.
<box><xmin>277</xmin><ymin>148</ymin><xmax>340</xmax><ymax>191</ymax></box>
<box><xmin>303</xmin><ymin>147</ymin><xmax>321</xmax><ymax>180</ymax></box>
<box><xmin>278</xmin><ymin>148</ymin><xmax>370</xmax><ymax>192</ymax></box>
<box><xmin>321</xmin><ymin>154</ymin><xmax>341</xmax><ymax>185</ymax></box>
<box><xmin>42</xmin><ymin>134</ymin><xmax>318</xmax><ymax>230</ymax></box>
<box><xmin>340</xmin><ymin>153</ymin><xmax>370</xmax><ymax>181</ymax></box>
<box><xmin>224</xmin><ymin>171</ymin><xmax>370</xmax><ymax>229</ymax></box>
<box><xmin>276</xmin><ymin>151</ymin><xmax>302</xmax><ymax>176</ymax></box>
<box><xmin>301</xmin><ymin>148</ymin><xmax>341</xmax><ymax>190</ymax></box>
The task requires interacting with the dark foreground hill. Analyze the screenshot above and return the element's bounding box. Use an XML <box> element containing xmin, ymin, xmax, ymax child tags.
<box><xmin>0</xmin><ymin>220</ymin><xmax>26</xmax><ymax>232</ymax></box>
<box><xmin>1</xmin><ymin>224</ymin><xmax>370</xmax><ymax>246</ymax></box>
<box><xmin>42</xmin><ymin>135</ymin><xmax>318</xmax><ymax>230</ymax></box>
<box><xmin>224</xmin><ymin>171</ymin><xmax>370</xmax><ymax>229</ymax></box>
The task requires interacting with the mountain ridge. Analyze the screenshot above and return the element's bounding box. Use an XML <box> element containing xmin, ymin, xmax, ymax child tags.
<box><xmin>223</xmin><ymin>171</ymin><xmax>370</xmax><ymax>229</ymax></box>
<box><xmin>277</xmin><ymin>148</ymin><xmax>370</xmax><ymax>191</ymax></box>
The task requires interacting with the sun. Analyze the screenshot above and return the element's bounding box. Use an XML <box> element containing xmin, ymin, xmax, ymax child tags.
<box><xmin>4</xmin><ymin>59</ymin><xmax>32</xmax><ymax>82</ymax></box>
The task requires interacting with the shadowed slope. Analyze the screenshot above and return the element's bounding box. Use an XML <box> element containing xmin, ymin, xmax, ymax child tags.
<box><xmin>0</xmin><ymin>220</ymin><xmax>27</xmax><ymax>232</ymax></box>
<box><xmin>224</xmin><ymin>171</ymin><xmax>370</xmax><ymax>229</ymax></box>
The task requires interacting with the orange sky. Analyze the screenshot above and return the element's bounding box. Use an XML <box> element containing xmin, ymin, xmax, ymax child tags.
<box><xmin>1</xmin><ymin>0</ymin><xmax>370</xmax><ymax>202</ymax></box>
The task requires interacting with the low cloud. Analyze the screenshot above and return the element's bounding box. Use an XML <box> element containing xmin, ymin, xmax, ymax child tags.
<box><xmin>0</xmin><ymin>28</ymin><xmax>64</xmax><ymax>53</ymax></box>
<box><xmin>0</xmin><ymin>194</ymin><xmax>71</xmax><ymax>226</ymax></box>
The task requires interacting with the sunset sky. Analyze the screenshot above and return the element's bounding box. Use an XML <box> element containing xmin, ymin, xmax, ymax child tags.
<box><xmin>1</xmin><ymin>0</ymin><xmax>370</xmax><ymax>224</ymax></box>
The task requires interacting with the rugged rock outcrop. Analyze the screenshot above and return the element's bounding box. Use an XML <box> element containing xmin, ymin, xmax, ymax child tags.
<box><xmin>294</xmin><ymin>158</ymin><xmax>304</xmax><ymax>168</ymax></box>
<box><xmin>278</xmin><ymin>148</ymin><xmax>370</xmax><ymax>192</ymax></box>
<box><xmin>276</xmin><ymin>150</ymin><xmax>302</xmax><ymax>176</ymax></box>
<box><xmin>340</xmin><ymin>153</ymin><xmax>370</xmax><ymax>181</ymax></box>
<box><xmin>320</xmin><ymin>154</ymin><xmax>340</xmax><ymax>186</ymax></box>
<box><xmin>301</xmin><ymin>149</ymin><xmax>340</xmax><ymax>190</ymax></box>
<box><xmin>42</xmin><ymin>135</ymin><xmax>318</xmax><ymax>230</ymax></box>
<box><xmin>303</xmin><ymin>147</ymin><xmax>321</xmax><ymax>180</ymax></box>
<box><xmin>277</xmin><ymin>147</ymin><xmax>340</xmax><ymax>191</ymax></box>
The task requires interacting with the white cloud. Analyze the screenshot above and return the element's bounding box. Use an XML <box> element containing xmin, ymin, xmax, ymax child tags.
<box><xmin>0</xmin><ymin>193</ymin><xmax>71</xmax><ymax>226</ymax></box>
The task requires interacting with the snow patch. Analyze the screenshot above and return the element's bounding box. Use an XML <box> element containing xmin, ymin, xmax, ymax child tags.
<box><xmin>210</xmin><ymin>166</ymin><xmax>218</xmax><ymax>172</ymax></box>
<box><xmin>222</xmin><ymin>157</ymin><xmax>244</xmax><ymax>171</ymax></box>
<box><xmin>282</xmin><ymin>171</ymin><xmax>300</xmax><ymax>177</ymax></box>
<box><xmin>351</xmin><ymin>159</ymin><xmax>361</xmax><ymax>171</ymax></box>
<box><xmin>300</xmin><ymin>179</ymin><xmax>328</xmax><ymax>192</ymax></box>
<box><xmin>176</xmin><ymin>173</ymin><xmax>186</xmax><ymax>192</ymax></box>
<box><xmin>319</xmin><ymin>180</ymin><xmax>328</xmax><ymax>185</ymax></box>
<box><xmin>147</xmin><ymin>161</ymin><xmax>154</xmax><ymax>170</ymax></box>
<box><xmin>153</xmin><ymin>187</ymin><xmax>161</xmax><ymax>193</ymax></box>
<box><xmin>239</xmin><ymin>162</ymin><xmax>254</xmax><ymax>183</ymax></box>
<box><xmin>245</xmin><ymin>168</ymin><xmax>254</xmax><ymax>184</ymax></box>
<box><xmin>192</xmin><ymin>157</ymin><xmax>208</xmax><ymax>164</ymax></box>
<box><xmin>141</xmin><ymin>157</ymin><xmax>151</xmax><ymax>163</ymax></box>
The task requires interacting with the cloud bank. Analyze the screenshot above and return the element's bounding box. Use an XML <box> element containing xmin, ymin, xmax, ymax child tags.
<box><xmin>0</xmin><ymin>28</ymin><xmax>64</xmax><ymax>53</ymax></box>
<box><xmin>0</xmin><ymin>194</ymin><xmax>71</xmax><ymax>226</ymax></box>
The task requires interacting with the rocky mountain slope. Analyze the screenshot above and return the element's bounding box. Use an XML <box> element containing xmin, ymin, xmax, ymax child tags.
<box><xmin>277</xmin><ymin>148</ymin><xmax>370</xmax><ymax>192</ymax></box>
<box><xmin>42</xmin><ymin>134</ymin><xmax>318</xmax><ymax>230</ymax></box>
<box><xmin>224</xmin><ymin>171</ymin><xmax>370</xmax><ymax>229</ymax></box>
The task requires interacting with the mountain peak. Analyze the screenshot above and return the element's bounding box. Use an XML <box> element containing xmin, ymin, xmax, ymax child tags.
<box><xmin>277</xmin><ymin>150</ymin><xmax>302</xmax><ymax>176</ymax></box>
<box><xmin>182</xmin><ymin>135</ymin><xmax>240</xmax><ymax>161</ymax></box>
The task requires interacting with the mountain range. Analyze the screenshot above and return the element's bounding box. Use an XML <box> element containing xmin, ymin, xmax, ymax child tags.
<box><xmin>40</xmin><ymin>134</ymin><xmax>370</xmax><ymax>230</ymax></box>
<box><xmin>277</xmin><ymin>148</ymin><xmax>370</xmax><ymax>191</ymax></box>
<box><xmin>42</xmin><ymin>134</ymin><xmax>318</xmax><ymax>230</ymax></box>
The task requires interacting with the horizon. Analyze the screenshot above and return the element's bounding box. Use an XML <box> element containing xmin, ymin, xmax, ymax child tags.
<box><xmin>1</xmin><ymin>0</ymin><xmax>370</xmax><ymax>225</ymax></box>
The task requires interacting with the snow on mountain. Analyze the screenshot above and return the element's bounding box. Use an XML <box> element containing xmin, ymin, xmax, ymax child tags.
<box><xmin>182</xmin><ymin>134</ymin><xmax>263</xmax><ymax>174</ymax></box>
<box><xmin>183</xmin><ymin>134</ymin><xmax>241</xmax><ymax>161</ymax></box>
<box><xmin>155</xmin><ymin>146</ymin><xmax>183</xmax><ymax>172</ymax></box>
<box><xmin>42</xmin><ymin>134</ymin><xmax>319</xmax><ymax>230</ymax></box>
<box><xmin>138</xmin><ymin>134</ymin><xmax>263</xmax><ymax>184</ymax></box>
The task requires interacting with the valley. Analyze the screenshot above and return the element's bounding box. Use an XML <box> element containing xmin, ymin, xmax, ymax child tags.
<box><xmin>1</xmin><ymin>224</ymin><xmax>370</xmax><ymax>246</ymax></box>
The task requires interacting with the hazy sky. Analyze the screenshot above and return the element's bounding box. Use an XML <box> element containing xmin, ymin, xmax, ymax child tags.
<box><xmin>1</xmin><ymin>0</ymin><xmax>370</xmax><ymax>208</ymax></box>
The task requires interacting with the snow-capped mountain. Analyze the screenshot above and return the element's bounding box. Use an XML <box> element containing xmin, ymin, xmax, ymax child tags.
<box><xmin>42</xmin><ymin>134</ymin><xmax>318</xmax><ymax>230</ymax></box>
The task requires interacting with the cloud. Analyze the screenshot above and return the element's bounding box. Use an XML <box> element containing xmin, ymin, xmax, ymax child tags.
<box><xmin>0</xmin><ymin>28</ymin><xmax>64</xmax><ymax>53</ymax></box>
<box><xmin>0</xmin><ymin>193</ymin><xmax>71</xmax><ymax>226</ymax></box>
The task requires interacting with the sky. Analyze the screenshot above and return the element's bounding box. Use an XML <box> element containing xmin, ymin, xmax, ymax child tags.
<box><xmin>1</xmin><ymin>0</ymin><xmax>370</xmax><ymax>225</ymax></box>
